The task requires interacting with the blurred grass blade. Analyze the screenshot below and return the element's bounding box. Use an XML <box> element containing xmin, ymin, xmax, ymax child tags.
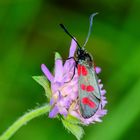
<box><xmin>107</xmin><ymin>47</ymin><xmax>140</xmax><ymax>95</ymax></box>
<box><xmin>65</xmin><ymin>114</ymin><xmax>82</xmax><ymax>125</ymax></box>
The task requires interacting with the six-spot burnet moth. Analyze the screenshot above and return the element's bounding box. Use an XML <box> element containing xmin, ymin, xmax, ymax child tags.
<box><xmin>60</xmin><ymin>13</ymin><xmax>101</xmax><ymax>119</ymax></box>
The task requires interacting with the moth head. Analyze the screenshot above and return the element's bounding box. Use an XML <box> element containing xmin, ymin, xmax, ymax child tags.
<box><xmin>76</xmin><ymin>48</ymin><xmax>93</xmax><ymax>64</ymax></box>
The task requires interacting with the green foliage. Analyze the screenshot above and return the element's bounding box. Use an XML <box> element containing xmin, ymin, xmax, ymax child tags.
<box><xmin>62</xmin><ymin>118</ymin><xmax>84</xmax><ymax>140</ymax></box>
<box><xmin>33</xmin><ymin>76</ymin><xmax>51</xmax><ymax>99</ymax></box>
<box><xmin>55</xmin><ymin>52</ymin><xmax>62</xmax><ymax>60</ymax></box>
<box><xmin>64</xmin><ymin>114</ymin><xmax>82</xmax><ymax>125</ymax></box>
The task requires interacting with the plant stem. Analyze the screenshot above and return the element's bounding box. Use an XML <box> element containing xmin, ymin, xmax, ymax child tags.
<box><xmin>0</xmin><ymin>104</ymin><xmax>51</xmax><ymax>140</ymax></box>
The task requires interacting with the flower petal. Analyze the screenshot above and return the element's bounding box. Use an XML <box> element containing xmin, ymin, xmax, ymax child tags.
<box><xmin>59</xmin><ymin>108</ymin><xmax>68</xmax><ymax>117</ymax></box>
<box><xmin>50</xmin><ymin>98</ymin><xmax>55</xmax><ymax>106</ymax></box>
<box><xmin>41</xmin><ymin>64</ymin><xmax>54</xmax><ymax>82</ymax></box>
<box><xmin>51</xmin><ymin>82</ymin><xmax>63</xmax><ymax>93</ymax></box>
<box><xmin>101</xmin><ymin>100</ymin><xmax>107</xmax><ymax>107</ymax></box>
<box><xmin>99</xmin><ymin>109</ymin><xmax>107</xmax><ymax>115</ymax></box>
<box><xmin>49</xmin><ymin>106</ymin><xmax>59</xmax><ymax>118</ymax></box>
<box><xmin>69</xmin><ymin>39</ymin><xmax>77</xmax><ymax>57</ymax></box>
<box><xmin>94</xmin><ymin>117</ymin><xmax>102</xmax><ymax>122</ymax></box>
<box><xmin>54</xmin><ymin>59</ymin><xmax>63</xmax><ymax>82</ymax></box>
<box><xmin>59</xmin><ymin>97</ymin><xmax>71</xmax><ymax>108</ymax></box>
<box><xmin>101</xmin><ymin>89</ymin><xmax>106</xmax><ymax>95</ymax></box>
<box><xmin>99</xmin><ymin>84</ymin><xmax>103</xmax><ymax>89</ymax></box>
<box><xmin>69</xmin><ymin>111</ymin><xmax>81</xmax><ymax>119</ymax></box>
<box><xmin>63</xmin><ymin>59</ymin><xmax>75</xmax><ymax>82</ymax></box>
<box><xmin>95</xmin><ymin>66</ymin><xmax>101</xmax><ymax>74</ymax></box>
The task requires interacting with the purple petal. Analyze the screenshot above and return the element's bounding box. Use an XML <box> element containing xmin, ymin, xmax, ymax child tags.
<box><xmin>63</xmin><ymin>58</ymin><xmax>75</xmax><ymax>73</ymax></box>
<box><xmin>99</xmin><ymin>109</ymin><xmax>107</xmax><ymax>115</ymax></box>
<box><xmin>101</xmin><ymin>100</ymin><xmax>107</xmax><ymax>107</ymax></box>
<box><xmin>54</xmin><ymin>59</ymin><xmax>63</xmax><ymax>82</ymax></box>
<box><xmin>69</xmin><ymin>39</ymin><xmax>77</xmax><ymax>57</ymax></box>
<box><xmin>70</xmin><ymin>111</ymin><xmax>81</xmax><ymax>119</ymax></box>
<box><xmin>95</xmin><ymin>66</ymin><xmax>101</xmax><ymax>74</ymax></box>
<box><xmin>94</xmin><ymin>117</ymin><xmax>102</xmax><ymax>122</ymax></box>
<box><xmin>101</xmin><ymin>89</ymin><xmax>106</xmax><ymax>95</ymax></box>
<box><xmin>50</xmin><ymin>98</ymin><xmax>54</xmax><ymax>106</ymax></box>
<box><xmin>41</xmin><ymin>64</ymin><xmax>54</xmax><ymax>82</ymax></box>
<box><xmin>99</xmin><ymin>84</ymin><xmax>103</xmax><ymax>89</ymax></box>
<box><xmin>63</xmin><ymin>59</ymin><xmax>75</xmax><ymax>82</ymax></box>
<box><xmin>58</xmin><ymin>91</ymin><xmax>63</xmax><ymax>101</ymax></box>
<box><xmin>49</xmin><ymin>106</ymin><xmax>59</xmax><ymax>118</ymax></box>
<box><xmin>59</xmin><ymin>108</ymin><xmax>68</xmax><ymax>117</ymax></box>
<box><xmin>69</xmin><ymin>87</ymin><xmax>78</xmax><ymax>100</ymax></box>
<box><xmin>98</xmin><ymin>79</ymin><xmax>101</xmax><ymax>83</ymax></box>
<box><xmin>51</xmin><ymin>82</ymin><xmax>63</xmax><ymax>93</ymax></box>
<box><xmin>59</xmin><ymin>97</ymin><xmax>71</xmax><ymax>108</ymax></box>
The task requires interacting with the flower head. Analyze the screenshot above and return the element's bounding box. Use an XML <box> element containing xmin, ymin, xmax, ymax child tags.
<box><xmin>41</xmin><ymin>39</ymin><xmax>107</xmax><ymax>125</ymax></box>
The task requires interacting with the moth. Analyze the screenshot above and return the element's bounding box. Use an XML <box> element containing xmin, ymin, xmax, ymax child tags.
<box><xmin>60</xmin><ymin>13</ymin><xmax>101</xmax><ymax>119</ymax></box>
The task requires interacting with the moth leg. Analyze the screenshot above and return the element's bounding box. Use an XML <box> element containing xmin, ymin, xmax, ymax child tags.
<box><xmin>64</xmin><ymin>64</ymin><xmax>76</xmax><ymax>83</ymax></box>
<box><xmin>72</xmin><ymin>99</ymin><xmax>79</xmax><ymax>111</ymax></box>
<box><xmin>63</xmin><ymin>56</ymin><xmax>75</xmax><ymax>62</ymax></box>
<box><xmin>64</xmin><ymin>57</ymin><xmax>77</xmax><ymax>83</ymax></box>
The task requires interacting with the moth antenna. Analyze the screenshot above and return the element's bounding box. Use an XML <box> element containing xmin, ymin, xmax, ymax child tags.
<box><xmin>59</xmin><ymin>24</ymin><xmax>81</xmax><ymax>48</ymax></box>
<box><xmin>83</xmin><ymin>12</ymin><xmax>98</xmax><ymax>48</ymax></box>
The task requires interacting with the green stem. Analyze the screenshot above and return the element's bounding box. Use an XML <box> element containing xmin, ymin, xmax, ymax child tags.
<box><xmin>0</xmin><ymin>104</ymin><xmax>51</xmax><ymax>140</ymax></box>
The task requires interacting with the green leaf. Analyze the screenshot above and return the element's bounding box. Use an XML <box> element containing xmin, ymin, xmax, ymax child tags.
<box><xmin>62</xmin><ymin>118</ymin><xmax>84</xmax><ymax>140</ymax></box>
<box><xmin>32</xmin><ymin>76</ymin><xmax>51</xmax><ymax>99</ymax></box>
<box><xmin>64</xmin><ymin>114</ymin><xmax>82</xmax><ymax>125</ymax></box>
<box><xmin>55</xmin><ymin>52</ymin><xmax>62</xmax><ymax>60</ymax></box>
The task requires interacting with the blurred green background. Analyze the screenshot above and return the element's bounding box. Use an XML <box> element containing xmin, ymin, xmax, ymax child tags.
<box><xmin>0</xmin><ymin>0</ymin><xmax>140</xmax><ymax>140</ymax></box>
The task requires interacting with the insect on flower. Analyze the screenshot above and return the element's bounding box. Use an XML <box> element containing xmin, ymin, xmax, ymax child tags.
<box><xmin>60</xmin><ymin>13</ymin><xmax>101</xmax><ymax>119</ymax></box>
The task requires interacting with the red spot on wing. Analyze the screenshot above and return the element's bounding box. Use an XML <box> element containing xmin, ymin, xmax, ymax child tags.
<box><xmin>86</xmin><ymin>85</ymin><xmax>94</xmax><ymax>92</ymax></box>
<box><xmin>82</xmin><ymin>97</ymin><xmax>96</xmax><ymax>108</ymax></box>
<box><xmin>77</xmin><ymin>64</ymin><xmax>82</xmax><ymax>76</ymax></box>
<box><xmin>80</xmin><ymin>84</ymin><xmax>86</xmax><ymax>90</ymax></box>
<box><xmin>81</xmin><ymin>66</ymin><xmax>88</xmax><ymax>76</ymax></box>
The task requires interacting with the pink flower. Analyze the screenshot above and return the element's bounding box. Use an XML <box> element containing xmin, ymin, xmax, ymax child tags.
<box><xmin>41</xmin><ymin>39</ymin><xmax>107</xmax><ymax>125</ymax></box>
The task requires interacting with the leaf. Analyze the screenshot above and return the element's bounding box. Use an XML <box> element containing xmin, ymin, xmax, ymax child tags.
<box><xmin>62</xmin><ymin>118</ymin><xmax>84</xmax><ymax>140</ymax></box>
<box><xmin>65</xmin><ymin>114</ymin><xmax>82</xmax><ymax>125</ymax></box>
<box><xmin>55</xmin><ymin>52</ymin><xmax>62</xmax><ymax>60</ymax></box>
<box><xmin>32</xmin><ymin>76</ymin><xmax>52</xmax><ymax>99</ymax></box>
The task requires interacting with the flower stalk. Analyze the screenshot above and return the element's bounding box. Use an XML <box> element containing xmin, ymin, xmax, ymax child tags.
<box><xmin>0</xmin><ymin>104</ymin><xmax>51</xmax><ymax>140</ymax></box>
